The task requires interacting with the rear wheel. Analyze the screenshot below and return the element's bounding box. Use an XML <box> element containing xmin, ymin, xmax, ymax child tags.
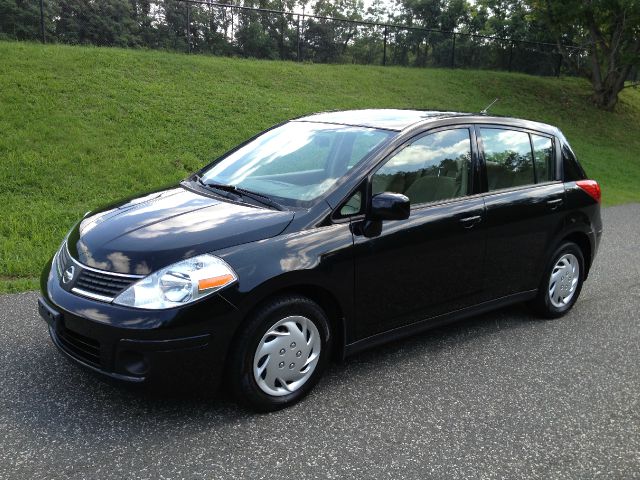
<box><xmin>530</xmin><ymin>242</ymin><xmax>585</xmax><ymax>318</ymax></box>
<box><xmin>228</xmin><ymin>295</ymin><xmax>331</xmax><ymax>412</ymax></box>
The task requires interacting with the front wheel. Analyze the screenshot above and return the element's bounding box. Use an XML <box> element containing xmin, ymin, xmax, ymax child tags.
<box><xmin>530</xmin><ymin>242</ymin><xmax>585</xmax><ymax>319</ymax></box>
<box><xmin>228</xmin><ymin>295</ymin><xmax>331</xmax><ymax>412</ymax></box>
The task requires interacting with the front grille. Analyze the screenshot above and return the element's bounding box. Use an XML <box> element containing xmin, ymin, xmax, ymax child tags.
<box><xmin>74</xmin><ymin>269</ymin><xmax>137</xmax><ymax>299</ymax></box>
<box><xmin>57</xmin><ymin>324</ymin><xmax>101</xmax><ymax>366</ymax></box>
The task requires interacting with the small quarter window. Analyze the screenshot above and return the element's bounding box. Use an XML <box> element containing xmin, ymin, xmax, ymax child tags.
<box><xmin>339</xmin><ymin>191</ymin><xmax>363</xmax><ymax>216</ymax></box>
<box><xmin>531</xmin><ymin>134</ymin><xmax>554</xmax><ymax>182</ymax></box>
<box><xmin>481</xmin><ymin>128</ymin><xmax>534</xmax><ymax>190</ymax></box>
<box><xmin>562</xmin><ymin>144</ymin><xmax>587</xmax><ymax>181</ymax></box>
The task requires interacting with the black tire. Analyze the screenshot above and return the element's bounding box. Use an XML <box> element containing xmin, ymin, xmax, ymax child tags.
<box><xmin>228</xmin><ymin>295</ymin><xmax>332</xmax><ymax>412</ymax></box>
<box><xmin>529</xmin><ymin>241</ymin><xmax>585</xmax><ymax>319</ymax></box>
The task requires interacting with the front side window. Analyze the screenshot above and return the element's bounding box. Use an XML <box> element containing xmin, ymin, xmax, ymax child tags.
<box><xmin>372</xmin><ymin>128</ymin><xmax>472</xmax><ymax>205</ymax></box>
<box><xmin>201</xmin><ymin>122</ymin><xmax>394</xmax><ymax>205</ymax></box>
<box><xmin>481</xmin><ymin>128</ymin><xmax>534</xmax><ymax>191</ymax></box>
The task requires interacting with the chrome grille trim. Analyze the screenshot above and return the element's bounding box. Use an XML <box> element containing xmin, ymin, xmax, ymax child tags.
<box><xmin>71</xmin><ymin>287</ymin><xmax>117</xmax><ymax>303</ymax></box>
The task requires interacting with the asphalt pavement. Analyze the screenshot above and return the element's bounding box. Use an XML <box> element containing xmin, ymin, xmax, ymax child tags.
<box><xmin>1</xmin><ymin>204</ymin><xmax>639</xmax><ymax>480</ymax></box>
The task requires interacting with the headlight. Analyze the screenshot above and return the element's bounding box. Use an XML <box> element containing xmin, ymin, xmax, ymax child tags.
<box><xmin>113</xmin><ymin>254</ymin><xmax>237</xmax><ymax>310</ymax></box>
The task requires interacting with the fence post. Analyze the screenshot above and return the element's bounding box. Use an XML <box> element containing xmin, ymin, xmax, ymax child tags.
<box><xmin>186</xmin><ymin>2</ymin><xmax>191</xmax><ymax>54</ymax></box>
<box><xmin>298</xmin><ymin>12</ymin><xmax>305</xmax><ymax>62</ymax></box>
<box><xmin>280</xmin><ymin>14</ymin><xmax>285</xmax><ymax>60</ymax></box>
<box><xmin>383</xmin><ymin>25</ymin><xmax>388</xmax><ymax>66</ymax></box>
<box><xmin>555</xmin><ymin>52</ymin><xmax>562</xmax><ymax>77</ymax></box>
<box><xmin>508</xmin><ymin>41</ymin><xmax>513</xmax><ymax>72</ymax></box>
<box><xmin>39</xmin><ymin>0</ymin><xmax>45</xmax><ymax>43</ymax></box>
<box><xmin>296</xmin><ymin>14</ymin><xmax>301</xmax><ymax>61</ymax></box>
<box><xmin>451</xmin><ymin>32</ymin><xmax>456</xmax><ymax>68</ymax></box>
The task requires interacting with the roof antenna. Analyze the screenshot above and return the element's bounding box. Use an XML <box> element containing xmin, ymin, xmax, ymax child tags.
<box><xmin>480</xmin><ymin>98</ymin><xmax>499</xmax><ymax>115</ymax></box>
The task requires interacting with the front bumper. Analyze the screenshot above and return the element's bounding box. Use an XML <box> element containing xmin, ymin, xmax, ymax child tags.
<box><xmin>40</xmin><ymin>257</ymin><xmax>241</xmax><ymax>386</ymax></box>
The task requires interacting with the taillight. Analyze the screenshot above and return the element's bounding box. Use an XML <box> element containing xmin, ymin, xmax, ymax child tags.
<box><xmin>576</xmin><ymin>180</ymin><xmax>601</xmax><ymax>203</ymax></box>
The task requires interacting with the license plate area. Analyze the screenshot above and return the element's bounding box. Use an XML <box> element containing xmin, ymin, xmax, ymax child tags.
<box><xmin>38</xmin><ymin>297</ymin><xmax>62</xmax><ymax>326</ymax></box>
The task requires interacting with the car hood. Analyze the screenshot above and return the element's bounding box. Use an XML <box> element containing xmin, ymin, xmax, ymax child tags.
<box><xmin>66</xmin><ymin>186</ymin><xmax>294</xmax><ymax>275</ymax></box>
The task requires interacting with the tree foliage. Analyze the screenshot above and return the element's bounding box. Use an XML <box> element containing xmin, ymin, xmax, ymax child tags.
<box><xmin>528</xmin><ymin>0</ymin><xmax>640</xmax><ymax>110</ymax></box>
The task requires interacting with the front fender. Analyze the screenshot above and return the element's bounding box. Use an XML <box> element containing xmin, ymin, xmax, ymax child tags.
<box><xmin>214</xmin><ymin>223</ymin><xmax>355</xmax><ymax>339</ymax></box>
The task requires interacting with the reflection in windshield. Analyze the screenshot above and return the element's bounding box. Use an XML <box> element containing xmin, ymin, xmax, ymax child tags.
<box><xmin>201</xmin><ymin>122</ymin><xmax>393</xmax><ymax>203</ymax></box>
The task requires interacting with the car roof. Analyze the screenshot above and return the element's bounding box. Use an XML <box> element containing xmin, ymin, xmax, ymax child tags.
<box><xmin>294</xmin><ymin>109</ymin><xmax>559</xmax><ymax>136</ymax></box>
<box><xmin>295</xmin><ymin>109</ymin><xmax>471</xmax><ymax>131</ymax></box>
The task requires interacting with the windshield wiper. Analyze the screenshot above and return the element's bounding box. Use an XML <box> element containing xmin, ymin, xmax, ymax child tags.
<box><xmin>195</xmin><ymin>176</ymin><xmax>284</xmax><ymax>211</ymax></box>
<box><xmin>193</xmin><ymin>175</ymin><xmax>237</xmax><ymax>200</ymax></box>
<box><xmin>233</xmin><ymin>186</ymin><xmax>285</xmax><ymax>211</ymax></box>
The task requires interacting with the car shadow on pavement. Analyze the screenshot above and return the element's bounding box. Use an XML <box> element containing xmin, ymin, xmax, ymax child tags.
<box><xmin>4</xmin><ymin>299</ymin><xmax>543</xmax><ymax>457</ymax></box>
<box><xmin>322</xmin><ymin>302</ymin><xmax>538</xmax><ymax>383</ymax></box>
<box><xmin>24</xmin><ymin>302</ymin><xmax>537</xmax><ymax>420</ymax></box>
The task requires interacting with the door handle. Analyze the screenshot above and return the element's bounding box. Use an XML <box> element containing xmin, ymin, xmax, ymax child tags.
<box><xmin>547</xmin><ymin>198</ymin><xmax>564</xmax><ymax>210</ymax></box>
<box><xmin>459</xmin><ymin>215</ymin><xmax>482</xmax><ymax>229</ymax></box>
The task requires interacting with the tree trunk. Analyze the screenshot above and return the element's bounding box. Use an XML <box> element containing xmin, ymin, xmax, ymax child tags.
<box><xmin>591</xmin><ymin>62</ymin><xmax>634</xmax><ymax>111</ymax></box>
<box><xmin>592</xmin><ymin>87</ymin><xmax>620</xmax><ymax>111</ymax></box>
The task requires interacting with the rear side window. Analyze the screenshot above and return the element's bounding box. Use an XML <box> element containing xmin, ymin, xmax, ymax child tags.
<box><xmin>480</xmin><ymin>128</ymin><xmax>534</xmax><ymax>190</ymax></box>
<box><xmin>372</xmin><ymin>128</ymin><xmax>472</xmax><ymax>205</ymax></box>
<box><xmin>531</xmin><ymin>134</ymin><xmax>554</xmax><ymax>182</ymax></box>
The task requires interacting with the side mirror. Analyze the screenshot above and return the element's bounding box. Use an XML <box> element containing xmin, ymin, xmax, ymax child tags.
<box><xmin>369</xmin><ymin>192</ymin><xmax>410</xmax><ymax>221</ymax></box>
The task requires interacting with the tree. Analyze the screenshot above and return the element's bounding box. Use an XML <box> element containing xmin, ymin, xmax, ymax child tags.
<box><xmin>303</xmin><ymin>0</ymin><xmax>363</xmax><ymax>63</ymax></box>
<box><xmin>529</xmin><ymin>0</ymin><xmax>640</xmax><ymax>110</ymax></box>
<box><xmin>0</xmin><ymin>0</ymin><xmax>50</xmax><ymax>40</ymax></box>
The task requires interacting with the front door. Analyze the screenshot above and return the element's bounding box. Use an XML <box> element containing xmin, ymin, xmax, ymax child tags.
<box><xmin>351</xmin><ymin>127</ymin><xmax>487</xmax><ymax>339</ymax></box>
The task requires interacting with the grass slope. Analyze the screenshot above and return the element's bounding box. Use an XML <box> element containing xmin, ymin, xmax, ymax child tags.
<box><xmin>1</xmin><ymin>41</ymin><xmax>639</xmax><ymax>293</ymax></box>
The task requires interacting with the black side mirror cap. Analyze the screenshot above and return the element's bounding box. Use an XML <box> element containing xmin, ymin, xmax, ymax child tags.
<box><xmin>369</xmin><ymin>192</ymin><xmax>410</xmax><ymax>221</ymax></box>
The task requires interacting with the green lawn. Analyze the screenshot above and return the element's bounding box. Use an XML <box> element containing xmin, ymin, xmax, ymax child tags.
<box><xmin>1</xmin><ymin>41</ymin><xmax>639</xmax><ymax>293</ymax></box>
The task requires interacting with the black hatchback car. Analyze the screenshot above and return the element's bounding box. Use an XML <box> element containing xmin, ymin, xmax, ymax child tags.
<box><xmin>39</xmin><ymin>109</ymin><xmax>602</xmax><ymax>411</ymax></box>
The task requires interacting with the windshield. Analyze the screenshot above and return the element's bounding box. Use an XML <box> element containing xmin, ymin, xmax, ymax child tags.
<box><xmin>200</xmin><ymin>121</ymin><xmax>394</xmax><ymax>205</ymax></box>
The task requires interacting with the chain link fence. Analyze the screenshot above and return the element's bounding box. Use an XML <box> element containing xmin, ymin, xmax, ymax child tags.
<box><xmin>1</xmin><ymin>0</ymin><xmax>597</xmax><ymax>77</ymax></box>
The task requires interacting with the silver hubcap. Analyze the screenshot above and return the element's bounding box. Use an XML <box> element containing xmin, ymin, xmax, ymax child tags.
<box><xmin>253</xmin><ymin>315</ymin><xmax>321</xmax><ymax>397</ymax></box>
<box><xmin>548</xmin><ymin>253</ymin><xmax>579</xmax><ymax>308</ymax></box>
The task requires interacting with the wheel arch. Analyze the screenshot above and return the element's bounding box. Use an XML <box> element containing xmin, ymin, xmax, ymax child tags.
<box><xmin>559</xmin><ymin>231</ymin><xmax>593</xmax><ymax>279</ymax></box>
<box><xmin>224</xmin><ymin>283</ymin><xmax>348</xmax><ymax>368</ymax></box>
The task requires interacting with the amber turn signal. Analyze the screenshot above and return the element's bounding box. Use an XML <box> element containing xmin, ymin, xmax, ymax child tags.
<box><xmin>198</xmin><ymin>274</ymin><xmax>235</xmax><ymax>291</ymax></box>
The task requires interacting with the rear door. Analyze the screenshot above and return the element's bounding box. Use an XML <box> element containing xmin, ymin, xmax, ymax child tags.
<box><xmin>350</xmin><ymin>126</ymin><xmax>487</xmax><ymax>338</ymax></box>
<box><xmin>477</xmin><ymin>126</ymin><xmax>565</xmax><ymax>299</ymax></box>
